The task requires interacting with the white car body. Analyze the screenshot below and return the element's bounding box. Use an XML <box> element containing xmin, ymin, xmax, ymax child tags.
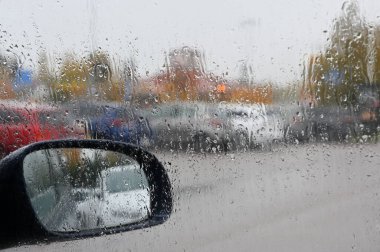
<box><xmin>219</xmin><ymin>103</ymin><xmax>285</xmax><ymax>146</ymax></box>
<box><xmin>75</xmin><ymin>165</ymin><xmax>150</xmax><ymax>230</ymax></box>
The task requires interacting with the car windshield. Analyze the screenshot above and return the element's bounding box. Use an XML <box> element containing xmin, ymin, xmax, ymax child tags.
<box><xmin>1</xmin><ymin>0</ymin><xmax>380</xmax><ymax>251</ymax></box>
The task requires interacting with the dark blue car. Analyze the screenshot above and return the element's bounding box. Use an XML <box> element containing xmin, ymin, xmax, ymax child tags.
<box><xmin>73</xmin><ymin>103</ymin><xmax>152</xmax><ymax>146</ymax></box>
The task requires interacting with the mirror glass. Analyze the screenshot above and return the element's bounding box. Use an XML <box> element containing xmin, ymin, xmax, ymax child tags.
<box><xmin>23</xmin><ymin>148</ymin><xmax>150</xmax><ymax>232</ymax></box>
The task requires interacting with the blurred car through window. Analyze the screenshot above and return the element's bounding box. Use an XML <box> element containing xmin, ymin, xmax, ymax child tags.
<box><xmin>1</xmin><ymin>0</ymin><xmax>380</xmax><ymax>251</ymax></box>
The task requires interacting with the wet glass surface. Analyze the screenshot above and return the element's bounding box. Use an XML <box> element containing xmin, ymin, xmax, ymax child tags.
<box><xmin>1</xmin><ymin>0</ymin><xmax>380</xmax><ymax>250</ymax></box>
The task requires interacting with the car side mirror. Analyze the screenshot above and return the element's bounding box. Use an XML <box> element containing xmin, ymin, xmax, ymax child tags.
<box><xmin>0</xmin><ymin>140</ymin><xmax>172</xmax><ymax>249</ymax></box>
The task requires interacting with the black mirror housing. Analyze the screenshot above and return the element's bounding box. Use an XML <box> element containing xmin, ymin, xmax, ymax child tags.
<box><xmin>0</xmin><ymin>140</ymin><xmax>172</xmax><ymax>248</ymax></box>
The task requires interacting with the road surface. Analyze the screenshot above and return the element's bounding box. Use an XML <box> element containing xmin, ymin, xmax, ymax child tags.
<box><xmin>7</xmin><ymin>142</ymin><xmax>380</xmax><ymax>251</ymax></box>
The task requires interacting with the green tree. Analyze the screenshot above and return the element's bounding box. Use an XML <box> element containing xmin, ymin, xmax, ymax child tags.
<box><xmin>86</xmin><ymin>50</ymin><xmax>114</xmax><ymax>100</ymax></box>
<box><xmin>0</xmin><ymin>53</ymin><xmax>17</xmax><ymax>99</ymax></box>
<box><xmin>55</xmin><ymin>54</ymin><xmax>89</xmax><ymax>102</ymax></box>
<box><xmin>374</xmin><ymin>26</ymin><xmax>380</xmax><ymax>83</ymax></box>
<box><xmin>304</xmin><ymin>1</ymin><xmax>379</xmax><ymax>107</ymax></box>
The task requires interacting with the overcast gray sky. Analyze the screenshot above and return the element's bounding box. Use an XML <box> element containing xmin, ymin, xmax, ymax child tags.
<box><xmin>0</xmin><ymin>0</ymin><xmax>379</xmax><ymax>84</ymax></box>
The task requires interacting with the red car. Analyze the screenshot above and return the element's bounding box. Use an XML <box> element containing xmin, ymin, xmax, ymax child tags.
<box><xmin>0</xmin><ymin>102</ymin><xmax>86</xmax><ymax>157</ymax></box>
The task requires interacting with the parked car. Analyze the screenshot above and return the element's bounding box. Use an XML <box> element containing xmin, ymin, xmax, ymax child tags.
<box><xmin>0</xmin><ymin>102</ymin><xmax>85</xmax><ymax>157</ymax></box>
<box><xmin>75</xmin><ymin>164</ymin><xmax>150</xmax><ymax>229</ymax></box>
<box><xmin>356</xmin><ymin>84</ymin><xmax>380</xmax><ymax>136</ymax></box>
<box><xmin>144</xmin><ymin>102</ymin><xmax>228</xmax><ymax>152</ymax></box>
<box><xmin>285</xmin><ymin>85</ymin><xmax>380</xmax><ymax>143</ymax></box>
<box><xmin>69</xmin><ymin>103</ymin><xmax>152</xmax><ymax>147</ymax></box>
<box><xmin>219</xmin><ymin>103</ymin><xmax>285</xmax><ymax>149</ymax></box>
<box><xmin>284</xmin><ymin>105</ymin><xmax>358</xmax><ymax>143</ymax></box>
<box><xmin>284</xmin><ymin>105</ymin><xmax>314</xmax><ymax>143</ymax></box>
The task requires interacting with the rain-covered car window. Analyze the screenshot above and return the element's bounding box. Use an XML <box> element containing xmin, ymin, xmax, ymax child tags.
<box><xmin>1</xmin><ymin>0</ymin><xmax>380</xmax><ymax>251</ymax></box>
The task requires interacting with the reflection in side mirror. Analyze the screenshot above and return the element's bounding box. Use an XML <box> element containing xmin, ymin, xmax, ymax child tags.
<box><xmin>23</xmin><ymin>148</ymin><xmax>150</xmax><ymax>232</ymax></box>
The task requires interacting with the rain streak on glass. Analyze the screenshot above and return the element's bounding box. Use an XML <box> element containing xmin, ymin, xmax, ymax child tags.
<box><xmin>1</xmin><ymin>0</ymin><xmax>380</xmax><ymax>251</ymax></box>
